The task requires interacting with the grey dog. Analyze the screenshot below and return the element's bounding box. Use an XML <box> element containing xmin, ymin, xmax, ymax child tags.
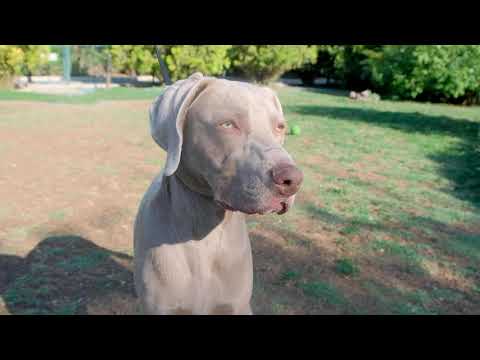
<box><xmin>133</xmin><ymin>72</ymin><xmax>303</xmax><ymax>315</ymax></box>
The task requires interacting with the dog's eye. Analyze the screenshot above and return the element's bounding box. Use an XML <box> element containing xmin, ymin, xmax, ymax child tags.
<box><xmin>220</xmin><ymin>121</ymin><xmax>234</xmax><ymax>129</ymax></box>
<box><xmin>276</xmin><ymin>123</ymin><xmax>286</xmax><ymax>132</ymax></box>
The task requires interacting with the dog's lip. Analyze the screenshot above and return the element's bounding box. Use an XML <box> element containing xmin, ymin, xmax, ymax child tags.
<box><xmin>215</xmin><ymin>200</ymin><xmax>237</xmax><ymax>212</ymax></box>
<box><xmin>216</xmin><ymin>200</ymin><xmax>258</xmax><ymax>214</ymax></box>
<box><xmin>215</xmin><ymin>199</ymin><xmax>288</xmax><ymax>215</ymax></box>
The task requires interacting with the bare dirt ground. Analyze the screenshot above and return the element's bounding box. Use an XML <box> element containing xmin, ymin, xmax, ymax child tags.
<box><xmin>0</xmin><ymin>101</ymin><xmax>154</xmax><ymax>314</ymax></box>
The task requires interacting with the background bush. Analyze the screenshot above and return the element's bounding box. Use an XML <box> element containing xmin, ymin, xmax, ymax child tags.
<box><xmin>330</xmin><ymin>45</ymin><xmax>383</xmax><ymax>90</ymax></box>
<box><xmin>0</xmin><ymin>45</ymin><xmax>24</xmax><ymax>88</ymax></box>
<box><xmin>18</xmin><ymin>45</ymin><xmax>50</xmax><ymax>81</ymax></box>
<box><xmin>291</xmin><ymin>45</ymin><xmax>381</xmax><ymax>89</ymax></box>
<box><xmin>368</xmin><ymin>45</ymin><xmax>480</xmax><ymax>104</ymax></box>
<box><xmin>229</xmin><ymin>45</ymin><xmax>318</xmax><ymax>84</ymax></box>
<box><xmin>110</xmin><ymin>45</ymin><xmax>156</xmax><ymax>77</ymax></box>
<box><xmin>294</xmin><ymin>45</ymin><xmax>338</xmax><ymax>86</ymax></box>
<box><xmin>72</xmin><ymin>45</ymin><xmax>110</xmax><ymax>77</ymax></box>
<box><xmin>162</xmin><ymin>45</ymin><xmax>232</xmax><ymax>81</ymax></box>
<box><xmin>2</xmin><ymin>44</ymin><xmax>480</xmax><ymax>105</ymax></box>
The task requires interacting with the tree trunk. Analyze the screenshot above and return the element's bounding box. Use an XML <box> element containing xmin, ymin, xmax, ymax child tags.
<box><xmin>154</xmin><ymin>46</ymin><xmax>172</xmax><ymax>85</ymax></box>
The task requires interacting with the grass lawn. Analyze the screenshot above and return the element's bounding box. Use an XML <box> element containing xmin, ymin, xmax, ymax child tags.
<box><xmin>0</xmin><ymin>86</ymin><xmax>162</xmax><ymax>104</ymax></box>
<box><xmin>0</xmin><ymin>85</ymin><xmax>479</xmax><ymax>314</ymax></box>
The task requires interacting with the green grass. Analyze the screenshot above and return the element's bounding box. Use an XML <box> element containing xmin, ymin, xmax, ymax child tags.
<box><xmin>277</xmin><ymin>86</ymin><xmax>480</xmax><ymax>313</ymax></box>
<box><xmin>335</xmin><ymin>258</ymin><xmax>359</xmax><ymax>276</ymax></box>
<box><xmin>299</xmin><ymin>281</ymin><xmax>348</xmax><ymax>306</ymax></box>
<box><xmin>0</xmin><ymin>86</ymin><xmax>162</xmax><ymax>104</ymax></box>
<box><xmin>369</xmin><ymin>239</ymin><xmax>426</xmax><ymax>275</ymax></box>
<box><xmin>280</xmin><ymin>270</ymin><xmax>302</xmax><ymax>282</ymax></box>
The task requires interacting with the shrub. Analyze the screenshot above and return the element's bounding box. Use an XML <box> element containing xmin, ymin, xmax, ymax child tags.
<box><xmin>0</xmin><ymin>45</ymin><xmax>24</xmax><ymax>88</ymax></box>
<box><xmin>163</xmin><ymin>45</ymin><xmax>232</xmax><ymax>81</ymax></box>
<box><xmin>294</xmin><ymin>45</ymin><xmax>338</xmax><ymax>86</ymax></box>
<box><xmin>368</xmin><ymin>45</ymin><xmax>480</xmax><ymax>103</ymax></box>
<box><xmin>229</xmin><ymin>45</ymin><xmax>318</xmax><ymax>84</ymax></box>
<box><xmin>109</xmin><ymin>45</ymin><xmax>156</xmax><ymax>77</ymax></box>
<box><xmin>290</xmin><ymin>45</ymin><xmax>383</xmax><ymax>89</ymax></box>
<box><xmin>72</xmin><ymin>45</ymin><xmax>109</xmax><ymax>76</ymax></box>
<box><xmin>18</xmin><ymin>45</ymin><xmax>50</xmax><ymax>79</ymax></box>
<box><xmin>330</xmin><ymin>45</ymin><xmax>383</xmax><ymax>90</ymax></box>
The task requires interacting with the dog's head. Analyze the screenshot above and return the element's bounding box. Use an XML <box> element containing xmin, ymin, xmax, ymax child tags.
<box><xmin>150</xmin><ymin>72</ymin><xmax>303</xmax><ymax>215</ymax></box>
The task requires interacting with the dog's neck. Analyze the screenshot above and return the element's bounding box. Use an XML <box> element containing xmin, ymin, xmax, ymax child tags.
<box><xmin>174</xmin><ymin>163</ymin><xmax>214</xmax><ymax>198</ymax></box>
<box><xmin>162</xmin><ymin>171</ymin><xmax>240</xmax><ymax>243</ymax></box>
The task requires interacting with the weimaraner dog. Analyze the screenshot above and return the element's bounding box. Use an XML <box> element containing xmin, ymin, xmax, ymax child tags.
<box><xmin>133</xmin><ymin>72</ymin><xmax>303</xmax><ymax>315</ymax></box>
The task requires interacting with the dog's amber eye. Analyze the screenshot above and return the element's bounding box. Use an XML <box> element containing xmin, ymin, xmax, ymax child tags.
<box><xmin>220</xmin><ymin>121</ymin><xmax>234</xmax><ymax>129</ymax></box>
<box><xmin>276</xmin><ymin>123</ymin><xmax>286</xmax><ymax>132</ymax></box>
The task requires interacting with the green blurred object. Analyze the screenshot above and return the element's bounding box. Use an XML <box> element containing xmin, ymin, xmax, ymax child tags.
<box><xmin>63</xmin><ymin>45</ymin><xmax>71</xmax><ymax>82</ymax></box>
<box><xmin>290</xmin><ymin>124</ymin><xmax>301</xmax><ymax>135</ymax></box>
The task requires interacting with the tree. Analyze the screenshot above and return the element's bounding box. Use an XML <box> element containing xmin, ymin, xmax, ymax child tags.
<box><xmin>151</xmin><ymin>45</ymin><xmax>171</xmax><ymax>85</ymax></box>
<box><xmin>0</xmin><ymin>45</ymin><xmax>24</xmax><ymax>88</ymax></box>
<box><xmin>329</xmin><ymin>45</ymin><xmax>383</xmax><ymax>90</ymax></box>
<box><xmin>162</xmin><ymin>45</ymin><xmax>232</xmax><ymax>81</ymax></box>
<box><xmin>71</xmin><ymin>45</ymin><xmax>108</xmax><ymax>77</ymax></box>
<box><xmin>294</xmin><ymin>45</ymin><xmax>340</xmax><ymax>86</ymax></box>
<box><xmin>109</xmin><ymin>45</ymin><xmax>156</xmax><ymax>78</ymax></box>
<box><xmin>229</xmin><ymin>45</ymin><xmax>318</xmax><ymax>84</ymax></box>
<box><xmin>18</xmin><ymin>45</ymin><xmax>50</xmax><ymax>82</ymax></box>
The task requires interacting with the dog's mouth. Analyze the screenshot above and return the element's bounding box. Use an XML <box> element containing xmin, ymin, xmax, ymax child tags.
<box><xmin>215</xmin><ymin>198</ymin><xmax>290</xmax><ymax>215</ymax></box>
<box><xmin>215</xmin><ymin>200</ymin><xmax>237</xmax><ymax>212</ymax></box>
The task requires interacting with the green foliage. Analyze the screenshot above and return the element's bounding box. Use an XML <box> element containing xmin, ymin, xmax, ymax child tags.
<box><xmin>292</xmin><ymin>45</ymin><xmax>383</xmax><ymax>89</ymax></box>
<box><xmin>329</xmin><ymin>45</ymin><xmax>383</xmax><ymax>89</ymax></box>
<box><xmin>18</xmin><ymin>45</ymin><xmax>50</xmax><ymax>76</ymax></box>
<box><xmin>163</xmin><ymin>45</ymin><xmax>232</xmax><ymax>81</ymax></box>
<box><xmin>293</xmin><ymin>45</ymin><xmax>480</xmax><ymax>104</ymax></box>
<box><xmin>0</xmin><ymin>45</ymin><xmax>24</xmax><ymax>87</ymax></box>
<box><xmin>110</xmin><ymin>45</ymin><xmax>156</xmax><ymax>76</ymax></box>
<box><xmin>72</xmin><ymin>45</ymin><xmax>109</xmax><ymax>76</ymax></box>
<box><xmin>334</xmin><ymin>258</ymin><xmax>359</xmax><ymax>276</ymax></box>
<box><xmin>295</xmin><ymin>45</ymin><xmax>338</xmax><ymax>85</ymax></box>
<box><xmin>229</xmin><ymin>45</ymin><xmax>318</xmax><ymax>84</ymax></box>
<box><xmin>369</xmin><ymin>45</ymin><xmax>480</xmax><ymax>103</ymax></box>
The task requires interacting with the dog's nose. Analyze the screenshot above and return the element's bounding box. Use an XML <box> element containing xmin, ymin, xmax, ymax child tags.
<box><xmin>271</xmin><ymin>163</ymin><xmax>304</xmax><ymax>197</ymax></box>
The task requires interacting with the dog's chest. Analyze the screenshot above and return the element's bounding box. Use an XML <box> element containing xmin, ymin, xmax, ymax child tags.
<box><xmin>190</xmin><ymin>215</ymin><xmax>251</xmax><ymax>280</ymax></box>
<box><xmin>176</xmin><ymin>215</ymin><xmax>252</xmax><ymax>312</ymax></box>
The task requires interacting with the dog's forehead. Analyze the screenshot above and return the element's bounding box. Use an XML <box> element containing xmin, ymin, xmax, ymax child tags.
<box><xmin>196</xmin><ymin>79</ymin><xmax>282</xmax><ymax>120</ymax></box>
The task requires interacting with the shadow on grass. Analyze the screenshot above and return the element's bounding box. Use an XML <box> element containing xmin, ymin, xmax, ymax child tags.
<box><xmin>0</xmin><ymin>235</ymin><xmax>136</xmax><ymax>315</ymax></box>
<box><xmin>287</xmin><ymin>105</ymin><xmax>478</xmax><ymax>137</ymax></box>
<box><xmin>251</xmin><ymin>217</ymin><xmax>480</xmax><ymax>315</ymax></box>
<box><xmin>0</xmin><ymin>224</ymin><xmax>477</xmax><ymax>315</ymax></box>
<box><xmin>287</xmin><ymin>104</ymin><xmax>480</xmax><ymax>208</ymax></box>
<box><xmin>303</xmin><ymin>202</ymin><xmax>480</xmax><ymax>262</ymax></box>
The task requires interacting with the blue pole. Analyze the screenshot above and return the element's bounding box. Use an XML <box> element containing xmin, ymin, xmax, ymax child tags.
<box><xmin>63</xmin><ymin>45</ymin><xmax>71</xmax><ymax>82</ymax></box>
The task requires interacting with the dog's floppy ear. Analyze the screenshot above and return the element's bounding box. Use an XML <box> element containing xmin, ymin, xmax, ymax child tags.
<box><xmin>149</xmin><ymin>72</ymin><xmax>211</xmax><ymax>176</ymax></box>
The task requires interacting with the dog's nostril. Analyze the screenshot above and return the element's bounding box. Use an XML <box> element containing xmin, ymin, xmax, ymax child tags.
<box><xmin>271</xmin><ymin>163</ymin><xmax>304</xmax><ymax>196</ymax></box>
